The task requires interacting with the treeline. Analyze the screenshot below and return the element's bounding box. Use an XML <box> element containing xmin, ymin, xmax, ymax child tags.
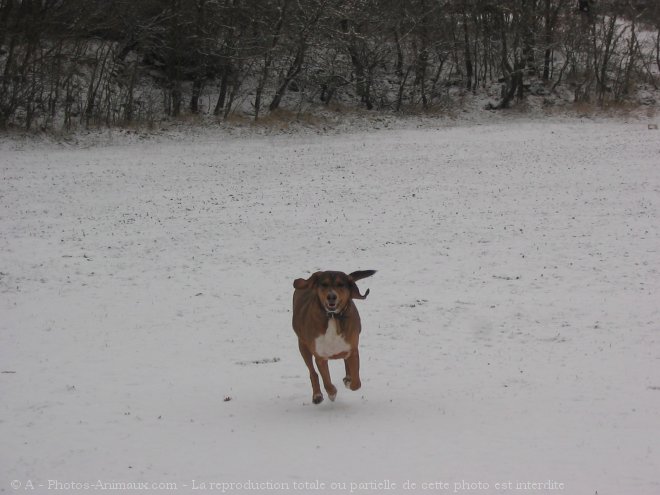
<box><xmin>1</xmin><ymin>0</ymin><xmax>659</xmax><ymax>130</ymax></box>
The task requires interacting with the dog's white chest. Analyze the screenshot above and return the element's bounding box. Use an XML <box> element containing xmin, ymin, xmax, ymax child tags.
<box><xmin>314</xmin><ymin>318</ymin><xmax>350</xmax><ymax>359</ymax></box>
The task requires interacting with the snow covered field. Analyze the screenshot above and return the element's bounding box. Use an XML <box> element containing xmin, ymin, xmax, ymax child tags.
<box><xmin>1</xmin><ymin>119</ymin><xmax>659</xmax><ymax>494</ymax></box>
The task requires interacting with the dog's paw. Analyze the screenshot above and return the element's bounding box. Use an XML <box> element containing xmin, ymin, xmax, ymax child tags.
<box><xmin>312</xmin><ymin>394</ymin><xmax>324</xmax><ymax>404</ymax></box>
<box><xmin>344</xmin><ymin>376</ymin><xmax>361</xmax><ymax>391</ymax></box>
<box><xmin>326</xmin><ymin>384</ymin><xmax>337</xmax><ymax>401</ymax></box>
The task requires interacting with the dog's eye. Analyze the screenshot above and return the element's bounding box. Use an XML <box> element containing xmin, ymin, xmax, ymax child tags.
<box><xmin>320</xmin><ymin>282</ymin><xmax>330</xmax><ymax>289</ymax></box>
<box><xmin>336</xmin><ymin>282</ymin><xmax>346</xmax><ymax>288</ymax></box>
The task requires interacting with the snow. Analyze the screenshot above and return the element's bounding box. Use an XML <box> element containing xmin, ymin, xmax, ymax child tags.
<box><xmin>1</xmin><ymin>119</ymin><xmax>660</xmax><ymax>494</ymax></box>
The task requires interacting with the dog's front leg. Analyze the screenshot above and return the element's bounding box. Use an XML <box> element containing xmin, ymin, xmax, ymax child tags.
<box><xmin>298</xmin><ymin>340</ymin><xmax>323</xmax><ymax>404</ymax></box>
<box><xmin>343</xmin><ymin>349</ymin><xmax>361</xmax><ymax>391</ymax></box>
<box><xmin>315</xmin><ymin>357</ymin><xmax>337</xmax><ymax>401</ymax></box>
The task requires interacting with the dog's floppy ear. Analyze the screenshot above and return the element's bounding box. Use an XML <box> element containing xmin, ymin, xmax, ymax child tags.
<box><xmin>293</xmin><ymin>272</ymin><xmax>320</xmax><ymax>290</ymax></box>
<box><xmin>349</xmin><ymin>270</ymin><xmax>376</xmax><ymax>281</ymax></box>
<box><xmin>348</xmin><ymin>270</ymin><xmax>376</xmax><ymax>300</ymax></box>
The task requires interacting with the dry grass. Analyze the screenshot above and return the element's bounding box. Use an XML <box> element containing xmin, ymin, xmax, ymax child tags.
<box><xmin>543</xmin><ymin>99</ymin><xmax>657</xmax><ymax>119</ymax></box>
<box><xmin>218</xmin><ymin>108</ymin><xmax>329</xmax><ymax>130</ymax></box>
<box><xmin>257</xmin><ymin>108</ymin><xmax>325</xmax><ymax>127</ymax></box>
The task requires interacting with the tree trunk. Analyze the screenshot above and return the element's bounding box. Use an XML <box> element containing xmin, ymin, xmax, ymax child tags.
<box><xmin>543</xmin><ymin>0</ymin><xmax>553</xmax><ymax>81</ymax></box>
<box><xmin>596</xmin><ymin>15</ymin><xmax>618</xmax><ymax>105</ymax></box>
<box><xmin>171</xmin><ymin>85</ymin><xmax>182</xmax><ymax>117</ymax></box>
<box><xmin>462</xmin><ymin>8</ymin><xmax>473</xmax><ymax>90</ymax></box>
<box><xmin>393</xmin><ymin>27</ymin><xmax>407</xmax><ymax>111</ymax></box>
<box><xmin>214</xmin><ymin>69</ymin><xmax>230</xmax><ymax>116</ymax></box>
<box><xmin>124</xmin><ymin>60</ymin><xmax>138</xmax><ymax>123</ymax></box>
<box><xmin>269</xmin><ymin>45</ymin><xmax>304</xmax><ymax>112</ymax></box>
<box><xmin>254</xmin><ymin>1</ymin><xmax>285</xmax><ymax>120</ymax></box>
<box><xmin>656</xmin><ymin>29</ymin><xmax>660</xmax><ymax>74</ymax></box>
<box><xmin>191</xmin><ymin>77</ymin><xmax>203</xmax><ymax>113</ymax></box>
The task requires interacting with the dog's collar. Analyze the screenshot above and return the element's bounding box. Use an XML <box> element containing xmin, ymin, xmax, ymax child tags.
<box><xmin>326</xmin><ymin>309</ymin><xmax>347</xmax><ymax>320</ymax></box>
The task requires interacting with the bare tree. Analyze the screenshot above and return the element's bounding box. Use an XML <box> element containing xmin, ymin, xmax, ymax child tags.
<box><xmin>0</xmin><ymin>0</ymin><xmax>656</xmax><ymax>130</ymax></box>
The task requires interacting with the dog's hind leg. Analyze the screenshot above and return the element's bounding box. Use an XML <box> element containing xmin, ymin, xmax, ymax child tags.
<box><xmin>298</xmin><ymin>340</ymin><xmax>323</xmax><ymax>404</ymax></box>
<box><xmin>315</xmin><ymin>357</ymin><xmax>337</xmax><ymax>401</ymax></box>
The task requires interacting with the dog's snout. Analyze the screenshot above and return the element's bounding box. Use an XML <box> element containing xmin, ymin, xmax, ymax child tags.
<box><xmin>327</xmin><ymin>291</ymin><xmax>337</xmax><ymax>302</ymax></box>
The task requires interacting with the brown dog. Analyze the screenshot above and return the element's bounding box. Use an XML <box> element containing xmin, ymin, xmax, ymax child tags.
<box><xmin>292</xmin><ymin>270</ymin><xmax>376</xmax><ymax>404</ymax></box>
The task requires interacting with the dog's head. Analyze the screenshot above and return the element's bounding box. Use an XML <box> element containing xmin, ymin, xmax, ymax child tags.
<box><xmin>293</xmin><ymin>270</ymin><xmax>376</xmax><ymax>314</ymax></box>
